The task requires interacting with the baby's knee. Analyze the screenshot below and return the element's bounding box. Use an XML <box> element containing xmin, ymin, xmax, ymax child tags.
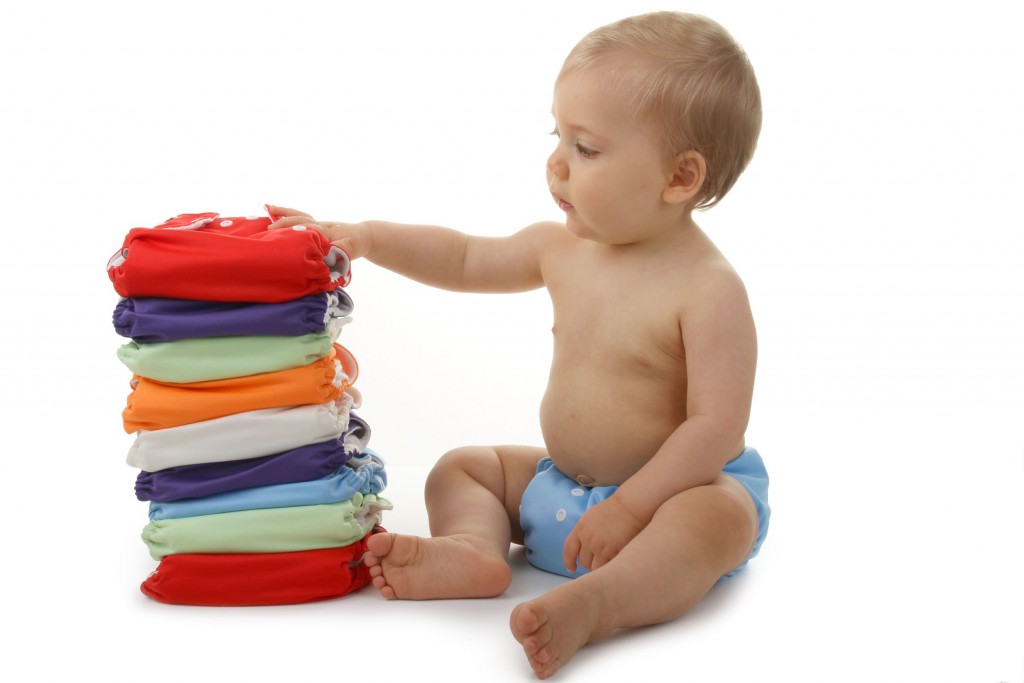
<box><xmin>666</xmin><ymin>477</ymin><xmax>759</xmax><ymax>559</ymax></box>
<box><xmin>426</xmin><ymin>446</ymin><xmax>503</xmax><ymax>495</ymax></box>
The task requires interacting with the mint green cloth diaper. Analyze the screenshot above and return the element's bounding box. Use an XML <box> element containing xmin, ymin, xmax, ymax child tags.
<box><xmin>118</xmin><ymin>330</ymin><xmax>336</xmax><ymax>383</ymax></box>
<box><xmin>141</xmin><ymin>493</ymin><xmax>390</xmax><ymax>559</ymax></box>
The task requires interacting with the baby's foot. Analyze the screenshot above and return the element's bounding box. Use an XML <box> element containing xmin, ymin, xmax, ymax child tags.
<box><xmin>363</xmin><ymin>532</ymin><xmax>511</xmax><ymax>600</ymax></box>
<box><xmin>510</xmin><ymin>582</ymin><xmax>607</xmax><ymax>679</ymax></box>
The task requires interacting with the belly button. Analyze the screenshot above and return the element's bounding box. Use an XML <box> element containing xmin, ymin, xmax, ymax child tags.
<box><xmin>575</xmin><ymin>474</ymin><xmax>595</xmax><ymax>486</ymax></box>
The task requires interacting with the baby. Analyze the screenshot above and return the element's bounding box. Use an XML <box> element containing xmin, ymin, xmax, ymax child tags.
<box><xmin>270</xmin><ymin>11</ymin><xmax>769</xmax><ymax>678</ymax></box>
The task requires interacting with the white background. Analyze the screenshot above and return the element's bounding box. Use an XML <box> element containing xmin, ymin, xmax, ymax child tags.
<box><xmin>1</xmin><ymin>0</ymin><xmax>1021</xmax><ymax>681</ymax></box>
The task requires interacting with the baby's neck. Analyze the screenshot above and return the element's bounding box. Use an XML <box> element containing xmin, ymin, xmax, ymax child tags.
<box><xmin>598</xmin><ymin>214</ymin><xmax>703</xmax><ymax>256</ymax></box>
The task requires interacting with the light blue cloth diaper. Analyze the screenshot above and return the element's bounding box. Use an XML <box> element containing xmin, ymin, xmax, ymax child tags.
<box><xmin>148</xmin><ymin>450</ymin><xmax>386</xmax><ymax>520</ymax></box>
<box><xmin>520</xmin><ymin>448</ymin><xmax>770</xmax><ymax>579</ymax></box>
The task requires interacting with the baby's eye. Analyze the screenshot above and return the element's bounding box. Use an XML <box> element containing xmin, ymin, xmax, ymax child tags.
<box><xmin>550</xmin><ymin>127</ymin><xmax>560</xmax><ymax>138</ymax></box>
<box><xmin>575</xmin><ymin>142</ymin><xmax>597</xmax><ymax>159</ymax></box>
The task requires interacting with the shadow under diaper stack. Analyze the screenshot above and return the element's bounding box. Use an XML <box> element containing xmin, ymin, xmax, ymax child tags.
<box><xmin>108</xmin><ymin>210</ymin><xmax>390</xmax><ymax>606</ymax></box>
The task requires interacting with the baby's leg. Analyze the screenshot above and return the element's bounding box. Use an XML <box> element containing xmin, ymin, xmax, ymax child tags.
<box><xmin>510</xmin><ymin>474</ymin><xmax>759</xmax><ymax>678</ymax></box>
<box><xmin>364</xmin><ymin>445</ymin><xmax>544</xmax><ymax>599</ymax></box>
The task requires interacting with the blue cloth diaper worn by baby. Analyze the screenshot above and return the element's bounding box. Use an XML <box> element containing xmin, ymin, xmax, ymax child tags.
<box><xmin>520</xmin><ymin>448</ymin><xmax>770</xmax><ymax>579</ymax></box>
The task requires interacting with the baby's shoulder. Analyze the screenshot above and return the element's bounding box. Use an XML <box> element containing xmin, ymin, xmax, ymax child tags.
<box><xmin>690</xmin><ymin>249</ymin><xmax>745</xmax><ymax>289</ymax></box>
<box><xmin>678</xmin><ymin>251</ymin><xmax>753</xmax><ymax>327</ymax></box>
<box><xmin>522</xmin><ymin>220</ymin><xmax>571</xmax><ymax>243</ymax></box>
<box><xmin>676</xmin><ymin>230</ymin><xmax>747</xmax><ymax>289</ymax></box>
<box><xmin>510</xmin><ymin>220</ymin><xmax>569</xmax><ymax>252</ymax></box>
<box><xmin>519</xmin><ymin>220</ymin><xmax>577</xmax><ymax>262</ymax></box>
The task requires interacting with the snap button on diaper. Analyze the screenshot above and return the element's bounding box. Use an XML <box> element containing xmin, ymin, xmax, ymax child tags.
<box><xmin>571</xmin><ymin>488</ymin><xmax>585</xmax><ymax>497</ymax></box>
<box><xmin>555</xmin><ymin>509</ymin><xmax>567</xmax><ymax>522</ymax></box>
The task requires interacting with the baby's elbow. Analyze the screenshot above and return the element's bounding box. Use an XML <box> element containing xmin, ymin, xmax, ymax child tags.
<box><xmin>689</xmin><ymin>410</ymin><xmax>749</xmax><ymax>449</ymax></box>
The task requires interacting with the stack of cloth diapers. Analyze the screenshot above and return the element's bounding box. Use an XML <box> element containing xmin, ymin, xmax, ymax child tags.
<box><xmin>108</xmin><ymin>209</ymin><xmax>391</xmax><ymax>606</ymax></box>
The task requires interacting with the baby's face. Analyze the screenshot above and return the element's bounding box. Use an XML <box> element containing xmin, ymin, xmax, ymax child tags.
<box><xmin>547</xmin><ymin>65</ymin><xmax>675</xmax><ymax>245</ymax></box>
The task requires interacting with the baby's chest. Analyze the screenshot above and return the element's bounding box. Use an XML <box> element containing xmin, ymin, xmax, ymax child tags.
<box><xmin>549</xmin><ymin>282</ymin><xmax>686</xmax><ymax>371</ymax></box>
<box><xmin>544</xmin><ymin>239</ymin><xmax>696</xmax><ymax>363</ymax></box>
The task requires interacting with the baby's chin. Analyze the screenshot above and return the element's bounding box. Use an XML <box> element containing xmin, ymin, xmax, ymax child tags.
<box><xmin>563</xmin><ymin>214</ymin><xmax>594</xmax><ymax>240</ymax></box>
<box><xmin>565</xmin><ymin>220</ymin><xmax>626</xmax><ymax>246</ymax></box>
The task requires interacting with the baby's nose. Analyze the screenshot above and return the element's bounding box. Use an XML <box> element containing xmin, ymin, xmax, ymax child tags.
<box><xmin>547</xmin><ymin>149</ymin><xmax>568</xmax><ymax>180</ymax></box>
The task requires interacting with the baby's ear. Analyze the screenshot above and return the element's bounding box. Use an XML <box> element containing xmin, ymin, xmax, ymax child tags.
<box><xmin>663</xmin><ymin>150</ymin><xmax>707</xmax><ymax>205</ymax></box>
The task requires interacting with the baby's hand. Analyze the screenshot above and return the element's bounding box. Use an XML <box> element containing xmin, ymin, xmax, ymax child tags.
<box><xmin>266</xmin><ymin>205</ymin><xmax>372</xmax><ymax>260</ymax></box>
<box><xmin>563</xmin><ymin>496</ymin><xmax>646</xmax><ymax>573</ymax></box>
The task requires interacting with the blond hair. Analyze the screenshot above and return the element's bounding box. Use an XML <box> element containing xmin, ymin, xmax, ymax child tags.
<box><xmin>558</xmin><ymin>12</ymin><xmax>761</xmax><ymax>210</ymax></box>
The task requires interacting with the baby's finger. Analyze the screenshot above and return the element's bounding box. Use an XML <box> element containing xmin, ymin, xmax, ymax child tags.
<box><xmin>265</xmin><ymin>204</ymin><xmax>313</xmax><ymax>220</ymax></box>
<box><xmin>562</xmin><ymin>531</ymin><xmax>581</xmax><ymax>573</ymax></box>
<box><xmin>577</xmin><ymin>547</ymin><xmax>594</xmax><ymax>572</ymax></box>
<box><xmin>268</xmin><ymin>215</ymin><xmax>315</xmax><ymax>231</ymax></box>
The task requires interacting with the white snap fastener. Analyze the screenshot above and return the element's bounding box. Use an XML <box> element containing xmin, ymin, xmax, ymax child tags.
<box><xmin>219</xmin><ymin>220</ymin><xmax>233</xmax><ymax>227</ymax></box>
<box><xmin>571</xmin><ymin>488</ymin><xmax>585</xmax><ymax>497</ymax></box>
<box><xmin>555</xmin><ymin>509</ymin><xmax>567</xmax><ymax>522</ymax></box>
<box><xmin>292</xmin><ymin>225</ymin><xmax>307</xmax><ymax>231</ymax></box>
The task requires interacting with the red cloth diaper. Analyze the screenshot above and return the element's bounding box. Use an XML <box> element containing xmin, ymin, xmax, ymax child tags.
<box><xmin>107</xmin><ymin>212</ymin><xmax>351</xmax><ymax>303</ymax></box>
<box><xmin>140</xmin><ymin>528</ymin><xmax>383</xmax><ymax>606</ymax></box>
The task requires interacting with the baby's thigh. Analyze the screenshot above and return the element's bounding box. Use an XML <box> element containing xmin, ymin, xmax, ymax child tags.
<box><xmin>427</xmin><ymin>444</ymin><xmax>546</xmax><ymax>543</ymax></box>
<box><xmin>492</xmin><ymin>445</ymin><xmax>549</xmax><ymax>544</ymax></box>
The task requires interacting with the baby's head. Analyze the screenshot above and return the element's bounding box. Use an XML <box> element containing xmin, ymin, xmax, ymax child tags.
<box><xmin>558</xmin><ymin>12</ymin><xmax>761</xmax><ymax>210</ymax></box>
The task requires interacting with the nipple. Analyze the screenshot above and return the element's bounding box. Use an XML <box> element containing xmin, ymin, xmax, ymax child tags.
<box><xmin>575</xmin><ymin>474</ymin><xmax>596</xmax><ymax>487</ymax></box>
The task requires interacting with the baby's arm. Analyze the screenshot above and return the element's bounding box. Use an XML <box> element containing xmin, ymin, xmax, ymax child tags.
<box><xmin>268</xmin><ymin>206</ymin><xmax>553</xmax><ymax>293</ymax></box>
<box><xmin>355</xmin><ymin>220</ymin><xmax>551</xmax><ymax>293</ymax></box>
<box><xmin>564</xmin><ymin>266</ymin><xmax>757</xmax><ymax>572</ymax></box>
<box><xmin>620</xmin><ymin>267</ymin><xmax>757</xmax><ymax>512</ymax></box>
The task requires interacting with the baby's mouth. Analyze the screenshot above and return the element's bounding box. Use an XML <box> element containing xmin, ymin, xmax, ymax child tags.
<box><xmin>552</xmin><ymin>193</ymin><xmax>574</xmax><ymax>212</ymax></box>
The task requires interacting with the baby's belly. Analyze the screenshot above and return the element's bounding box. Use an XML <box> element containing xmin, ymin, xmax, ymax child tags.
<box><xmin>538</xmin><ymin>381</ymin><xmax>686</xmax><ymax>486</ymax></box>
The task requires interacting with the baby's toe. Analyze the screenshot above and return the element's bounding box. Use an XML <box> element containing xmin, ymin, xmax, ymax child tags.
<box><xmin>511</xmin><ymin>601</ymin><xmax>547</xmax><ymax>638</ymax></box>
<box><xmin>524</xmin><ymin>623</ymin><xmax>554</xmax><ymax>658</ymax></box>
<box><xmin>366</xmin><ymin>532</ymin><xmax>395</xmax><ymax>557</ymax></box>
